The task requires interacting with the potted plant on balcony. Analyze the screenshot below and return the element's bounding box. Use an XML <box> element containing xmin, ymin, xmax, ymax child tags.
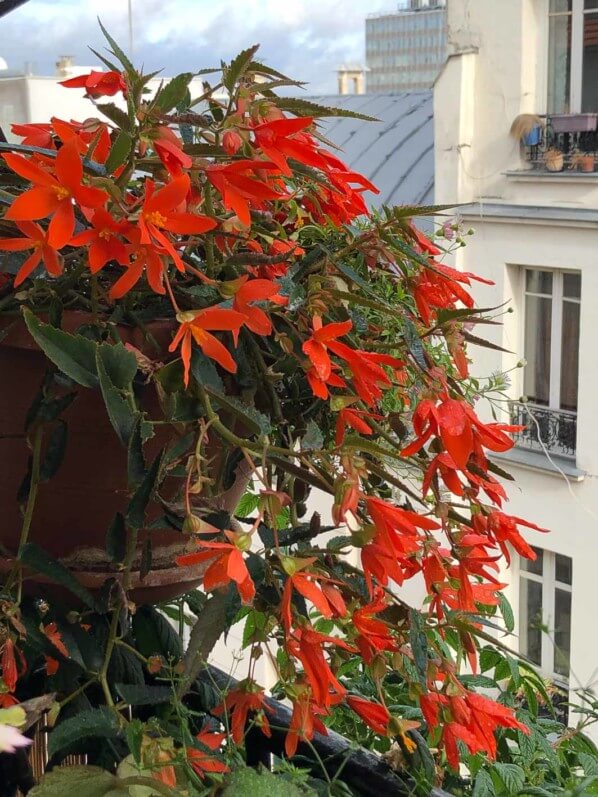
<box><xmin>0</xmin><ymin>28</ymin><xmax>551</xmax><ymax>797</ymax></box>
<box><xmin>544</xmin><ymin>146</ymin><xmax>565</xmax><ymax>172</ymax></box>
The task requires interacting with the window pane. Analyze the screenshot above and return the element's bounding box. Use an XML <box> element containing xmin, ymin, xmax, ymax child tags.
<box><xmin>522</xmin><ymin>546</ymin><xmax>544</xmax><ymax>575</ymax></box>
<box><xmin>556</xmin><ymin>553</ymin><xmax>572</xmax><ymax>584</ymax></box>
<box><xmin>548</xmin><ymin>14</ymin><xmax>572</xmax><ymax>113</ymax></box>
<box><xmin>524</xmin><ymin>295</ymin><xmax>552</xmax><ymax>405</ymax></box>
<box><xmin>526</xmin><ymin>269</ymin><xmax>553</xmax><ymax>294</ymax></box>
<box><xmin>585</xmin><ymin>0</ymin><xmax>598</xmax><ymax>9</ymax></box>
<box><xmin>550</xmin><ymin>0</ymin><xmax>572</xmax><ymax>10</ymax></box>
<box><xmin>520</xmin><ymin>578</ymin><xmax>543</xmax><ymax>665</ymax></box>
<box><xmin>563</xmin><ymin>272</ymin><xmax>581</xmax><ymax>298</ymax></box>
<box><xmin>554</xmin><ymin>588</ymin><xmax>571</xmax><ymax>676</ymax></box>
<box><xmin>560</xmin><ymin>299</ymin><xmax>580</xmax><ymax>411</ymax></box>
<box><xmin>582</xmin><ymin>13</ymin><xmax>598</xmax><ymax>111</ymax></box>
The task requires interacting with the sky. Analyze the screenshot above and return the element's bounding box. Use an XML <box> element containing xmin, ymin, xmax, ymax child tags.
<box><xmin>1</xmin><ymin>0</ymin><xmax>393</xmax><ymax>95</ymax></box>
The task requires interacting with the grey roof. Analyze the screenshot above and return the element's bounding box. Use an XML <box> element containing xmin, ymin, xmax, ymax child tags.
<box><xmin>308</xmin><ymin>92</ymin><xmax>434</xmax><ymax>210</ymax></box>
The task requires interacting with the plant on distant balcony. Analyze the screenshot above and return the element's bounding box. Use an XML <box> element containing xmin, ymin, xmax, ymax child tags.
<box><xmin>0</xmin><ymin>26</ymin><xmax>581</xmax><ymax>797</ymax></box>
<box><xmin>544</xmin><ymin>147</ymin><xmax>565</xmax><ymax>172</ymax></box>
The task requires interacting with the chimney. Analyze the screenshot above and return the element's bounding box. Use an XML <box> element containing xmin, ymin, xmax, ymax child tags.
<box><xmin>55</xmin><ymin>55</ymin><xmax>75</xmax><ymax>77</ymax></box>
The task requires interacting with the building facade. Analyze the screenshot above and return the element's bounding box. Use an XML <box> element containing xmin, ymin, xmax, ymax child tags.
<box><xmin>434</xmin><ymin>0</ymin><xmax>598</xmax><ymax>726</ymax></box>
<box><xmin>366</xmin><ymin>0</ymin><xmax>447</xmax><ymax>92</ymax></box>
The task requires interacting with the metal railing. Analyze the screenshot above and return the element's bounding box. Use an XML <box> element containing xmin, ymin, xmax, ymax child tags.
<box><xmin>509</xmin><ymin>402</ymin><xmax>577</xmax><ymax>459</ymax></box>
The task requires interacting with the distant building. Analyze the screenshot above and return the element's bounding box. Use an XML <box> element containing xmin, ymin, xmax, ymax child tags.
<box><xmin>366</xmin><ymin>0</ymin><xmax>447</xmax><ymax>92</ymax></box>
<box><xmin>336</xmin><ymin>65</ymin><xmax>367</xmax><ymax>96</ymax></box>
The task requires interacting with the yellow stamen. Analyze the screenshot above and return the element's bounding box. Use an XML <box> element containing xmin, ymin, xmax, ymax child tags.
<box><xmin>144</xmin><ymin>210</ymin><xmax>167</xmax><ymax>227</ymax></box>
<box><xmin>52</xmin><ymin>185</ymin><xmax>71</xmax><ymax>201</ymax></box>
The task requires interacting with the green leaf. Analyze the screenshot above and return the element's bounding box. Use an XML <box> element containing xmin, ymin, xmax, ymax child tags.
<box><xmin>98</xmin><ymin>341</ymin><xmax>138</xmax><ymax>388</ymax></box>
<box><xmin>115</xmin><ymin>683</ymin><xmax>172</xmax><ymax>706</ymax></box>
<box><xmin>472</xmin><ymin>769</ymin><xmax>496</xmax><ymax>797</ymax></box>
<box><xmin>96</xmin><ymin>348</ymin><xmax>137</xmax><ymax>445</ymax></box>
<box><xmin>29</xmin><ymin>766</ymin><xmax>118</xmax><ymax>797</ymax></box>
<box><xmin>97</xmin><ymin>102</ymin><xmax>131</xmax><ymax>130</ymax></box>
<box><xmin>97</xmin><ymin>18</ymin><xmax>136</xmax><ymax>76</ymax></box>
<box><xmin>409</xmin><ymin>609</ymin><xmax>428</xmax><ymax>687</ymax></box>
<box><xmin>301</xmin><ymin>420</ymin><xmax>324</xmax><ymax>451</ymax></box>
<box><xmin>222</xmin><ymin>44</ymin><xmax>260</xmax><ymax>93</ymax></box>
<box><xmin>499</xmin><ymin>593</ymin><xmax>515</xmax><ymax>633</ymax></box>
<box><xmin>480</xmin><ymin>647</ymin><xmax>504</xmax><ymax>673</ymax></box>
<box><xmin>104</xmin><ymin>129</ymin><xmax>132</xmax><ymax>174</ymax></box>
<box><xmin>191</xmin><ymin>347</ymin><xmax>224</xmax><ymax>392</ymax></box>
<box><xmin>207</xmin><ymin>388</ymin><xmax>272</xmax><ymax>436</ymax></box>
<box><xmin>222</xmin><ymin>766</ymin><xmax>306</xmax><ymax>797</ymax></box>
<box><xmin>155</xmin><ymin>72</ymin><xmax>194</xmax><ymax>112</ymax></box>
<box><xmin>48</xmin><ymin>707</ymin><xmax>121</xmax><ymax>758</ymax></box>
<box><xmin>494</xmin><ymin>763</ymin><xmax>526</xmax><ymax>795</ymax></box>
<box><xmin>126</xmin><ymin>450</ymin><xmax>164</xmax><ymax>529</ymax></box>
<box><xmin>236</xmin><ymin>491</ymin><xmax>260</xmax><ymax>518</ymax></box>
<box><xmin>125</xmin><ymin>718</ymin><xmax>144</xmax><ymax>764</ymax></box>
<box><xmin>132</xmin><ymin>605</ymin><xmax>183</xmax><ymax>660</ymax></box>
<box><xmin>274</xmin><ymin>97</ymin><xmax>379</xmax><ymax>122</ymax></box>
<box><xmin>39</xmin><ymin>421</ymin><xmax>67</xmax><ymax>481</ymax></box>
<box><xmin>19</xmin><ymin>542</ymin><xmax>95</xmax><ymax>609</ymax></box>
<box><xmin>23</xmin><ymin>309</ymin><xmax>98</xmax><ymax>388</ymax></box>
<box><xmin>127</xmin><ymin>416</ymin><xmax>146</xmax><ymax>488</ymax></box>
<box><xmin>106</xmin><ymin>512</ymin><xmax>126</xmax><ymax>563</ymax></box>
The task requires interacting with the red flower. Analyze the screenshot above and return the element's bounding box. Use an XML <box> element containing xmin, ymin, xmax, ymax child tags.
<box><xmin>176</xmin><ymin>530</ymin><xmax>255</xmax><ymax>604</ymax></box>
<box><xmin>215</xmin><ymin>682</ymin><xmax>271</xmax><ymax>744</ymax></box>
<box><xmin>289</xmin><ymin>627</ymin><xmax>354</xmax><ymax>709</ymax></box>
<box><xmin>302</xmin><ymin>317</ymin><xmax>353</xmax><ymax>386</ymax></box>
<box><xmin>346</xmin><ymin>695</ymin><xmax>390</xmax><ymax>735</ymax></box>
<box><xmin>43</xmin><ymin>622</ymin><xmax>69</xmax><ymax>676</ymax></box>
<box><xmin>139</xmin><ymin>174</ymin><xmax>217</xmax><ymax>273</ymax></box>
<box><xmin>206</xmin><ymin>160</ymin><xmax>286</xmax><ymax>227</ymax></box>
<box><xmin>285</xmin><ymin>685</ymin><xmax>328</xmax><ymax>758</ymax></box>
<box><xmin>186</xmin><ymin>726</ymin><xmax>229</xmax><ymax>779</ymax></box>
<box><xmin>352</xmin><ymin>589</ymin><xmax>398</xmax><ymax>663</ymax></box>
<box><xmin>69</xmin><ymin>208</ymin><xmax>130</xmax><ymax>273</ymax></box>
<box><xmin>0</xmin><ymin>221</ymin><xmax>62</xmax><ymax>286</ymax></box>
<box><xmin>2</xmin><ymin>140</ymin><xmax>108</xmax><ymax>248</ymax></box>
<box><xmin>152</xmin><ymin>127</ymin><xmax>193</xmax><ymax>177</ymax></box>
<box><xmin>335</xmin><ymin>407</ymin><xmax>378</xmax><ymax>446</ymax></box>
<box><xmin>11</xmin><ymin>122</ymin><xmax>53</xmax><ymax>149</ymax></box>
<box><xmin>253</xmin><ymin>117</ymin><xmax>329</xmax><ymax>176</ymax></box>
<box><xmin>59</xmin><ymin>70</ymin><xmax>127</xmax><ymax>97</ymax></box>
<box><xmin>230</xmin><ymin>276</ymin><xmax>287</xmax><ymax>340</ymax></box>
<box><xmin>0</xmin><ymin>638</ymin><xmax>25</xmax><ymax>693</ymax></box>
<box><xmin>222</xmin><ymin>130</ymin><xmax>243</xmax><ymax>155</ymax></box>
<box><xmin>477</xmin><ymin>511</ymin><xmax>547</xmax><ymax>564</ymax></box>
<box><xmin>168</xmin><ymin>307</ymin><xmax>246</xmax><ymax>387</ymax></box>
<box><xmin>281</xmin><ymin>561</ymin><xmax>347</xmax><ymax>634</ymax></box>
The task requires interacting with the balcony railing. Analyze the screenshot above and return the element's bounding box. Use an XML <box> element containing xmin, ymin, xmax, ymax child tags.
<box><xmin>509</xmin><ymin>402</ymin><xmax>577</xmax><ymax>459</ymax></box>
<box><xmin>521</xmin><ymin>114</ymin><xmax>598</xmax><ymax>173</ymax></box>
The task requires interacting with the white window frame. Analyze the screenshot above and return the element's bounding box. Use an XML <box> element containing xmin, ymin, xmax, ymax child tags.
<box><xmin>549</xmin><ymin>0</ymin><xmax>598</xmax><ymax>112</ymax></box>
<box><xmin>523</xmin><ymin>268</ymin><xmax>580</xmax><ymax>412</ymax></box>
<box><xmin>519</xmin><ymin>549</ymin><xmax>572</xmax><ymax>683</ymax></box>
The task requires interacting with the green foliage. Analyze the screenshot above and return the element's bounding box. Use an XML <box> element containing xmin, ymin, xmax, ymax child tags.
<box><xmin>222</xmin><ymin>766</ymin><xmax>312</xmax><ymax>796</ymax></box>
<box><xmin>48</xmin><ymin>708</ymin><xmax>121</xmax><ymax>757</ymax></box>
<box><xmin>29</xmin><ymin>766</ymin><xmax>118</xmax><ymax>797</ymax></box>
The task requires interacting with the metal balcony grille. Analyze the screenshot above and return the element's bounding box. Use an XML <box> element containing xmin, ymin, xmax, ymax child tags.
<box><xmin>509</xmin><ymin>402</ymin><xmax>577</xmax><ymax>459</ymax></box>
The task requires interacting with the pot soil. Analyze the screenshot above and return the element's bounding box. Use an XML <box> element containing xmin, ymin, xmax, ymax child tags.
<box><xmin>0</xmin><ymin>311</ymin><xmax>205</xmax><ymax>605</ymax></box>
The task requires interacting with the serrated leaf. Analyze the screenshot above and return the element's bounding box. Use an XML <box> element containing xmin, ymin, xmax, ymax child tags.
<box><xmin>191</xmin><ymin>347</ymin><xmax>224</xmax><ymax>392</ymax></box>
<box><xmin>235</xmin><ymin>491</ymin><xmax>260</xmax><ymax>518</ymax></box>
<box><xmin>97</xmin><ymin>101</ymin><xmax>131</xmax><ymax>130</ymax></box>
<box><xmin>96</xmin><ymin>348</ymin><xmax>137</xmax><ymax>445</ymax></box>
<box><xmin>155</xmin><ymin>72</ymin><xmax>194</xmax><ymax>112</ymax></box>
<box><xmin>499</xmin><ymin>593</ymin><xmax>515</xmax><ymax>633</ymax></box>
<box><xmin>47</xmin><ymin>708</ymin><xmax>121</xmax><ymax>757</ymax></box>
<box><xmin>39</xmin><ymin>421</ymin><xmax>67</xmax><ymax>481</ymax></box>
<box><xmin>19</xmin><ymin>543</ymin><xmax>95</xmax><ymax>609</ymax></box>
<box><xmin>472</xmin><ymin>769</ymin><xmax>496</xmax><ymax>797</ymax></box>
<box><xmin>302</xmin><ymin>420</ymin><xmax>324</xmax><ymax>451</ymax></box>
<box><xmin>274</xmin><ymin>97</ymin><xmax>379</xmax><ymax>122</ymax></box>
<box><xmin>115</xmin><ymin>683</ymin><xmax>172</xmax><ymax>706</ymax></box>
<box><xmin>494</xmin><ymin>763</ymin><xmax>526</xmax><ymax>794</ymax></box>
<box><xmin>97</xmin><ymin>18</ymin><xmax>135</xmax><ymax>76</ymax></box>
<box><xmin>98</xmin><ymin>342</ymin><xmax>138</xmax><ymax>388</ymax></box>
<box><xmin>126</xmin><ymin>450</ymin><xmax>164</xmax><ymax>529</ymax></box>
<box><xmin>132</xmin><ymin>605</ymin><xmax>183</xmax><ymax>660</ymax></box>
<box><xmin>125</xmin><ymin>718</ymin><xmax>144</xmax><ymax>764</ymax></box>
<box><xmin>104</xmin><ymin>129</ymin><xmax>132</xmax><ymax>174</ymax></box>
<box><xmin>127</xmin><ymin>415</ymin><xmax>146</xmax><ymax>488</ymax></box>
<box><xmin>223</xmin><ymin>44</ymin><xmax>260</xmax><ymax>93</ymax></box>
<box><xmin>409</xmin><ymin>609</ymin><xmax>428</xmax><ymax>686</ymax></box>
<box><xmin>207</xmin><ymin>388</ymin><xmax>271</xmax><ymax>435</ymax></box>
<box><xmin>105</xmin><ymin>512</ymin><xmax>126</xmax><ymax>563</ymax></box>
<box><xmin>29</xmin><ymin>766</ymin><xmax>117</xmax><ymax>797</ymax></box>
<box><xmin>23</xmin><ymin>309</ymin><xmax>98</xmax><ymax>387</ymax></box>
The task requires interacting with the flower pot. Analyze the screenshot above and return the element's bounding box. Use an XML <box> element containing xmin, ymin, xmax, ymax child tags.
<box><xmin>544</xmin><ymin>149</ymin><xmax>564</xmax><ymax>172</ymax></box>
<box><xmin>0</xmin><ymin>312</ymin><xmax>203</xmax><ymax>605</ymax></box>
<box><xmin>579</xmin><ymin>154</ymin><xmax>595</xmax><ymax>172</ymax></box>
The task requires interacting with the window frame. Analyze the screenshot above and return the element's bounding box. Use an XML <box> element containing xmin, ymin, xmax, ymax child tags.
<box><xmin>523</xmin><ymin>267</ymin><xmax>580</xmax><ymax>412</ymax></box>
<box><xmin>549</xmin><ymin>0</ymin><xmax>598</xmax><ymax>112</ymax></box>
<box><xmin>519</xmin><ymin>548</ymin><xmax>572</xmax><ymax>683</ymax></box>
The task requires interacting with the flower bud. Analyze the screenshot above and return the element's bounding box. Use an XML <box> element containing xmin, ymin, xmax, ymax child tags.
<box><xmin>222</xmin><ymin>130</ymin><xmax>243</xmax><ymax>155</ymax></box>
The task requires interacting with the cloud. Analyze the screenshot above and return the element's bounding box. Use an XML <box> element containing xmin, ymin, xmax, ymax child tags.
<box><xmin>0</xmin><ymin>0</ymin><xmax>390</xmax><ymax>93</ymax></box>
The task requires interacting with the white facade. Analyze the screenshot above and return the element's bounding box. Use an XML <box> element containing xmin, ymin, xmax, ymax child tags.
<box><xmin>435</xmin><ymin>0</ymin><xmax>598</xmax><ymax>721</ymax></box>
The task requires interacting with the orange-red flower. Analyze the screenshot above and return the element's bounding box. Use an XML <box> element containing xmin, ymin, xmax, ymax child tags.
<box><xmin>168</xmin><ymin>307</ymin><xmax>246</xmax><ymax>387</ymax></box>
<box><xmin>0</xmin><ymin>638</ymin><xmax>25</xmax><ymax>693</ymax></box>
<box><xmin>281</xmin><ymin>561</ymin><xmax>347</xmax><ymax>634</ymax></box>
<box><xmin>206</xmin><ymin>160</ymin><xmax>286</xmax><ymax>226</ymax></box>
<box><xmin>43</xmin><ymin>622</ymin><xmax>69</xmax><ymax>676</ymax></box>
<box><xmin>0</xmin><ymin>221</ymin><xmax>62</xmax><ymax>286</ymax></box>
<box><xmin>352</xmin><ymin>589</ymin><xmax>398</xmax><ymax>663</ymax></box>
<box><xmin>302</xmin><ymin>317</ymin><xmax>353</xmax><ymax>392</ymax></box>
<box><xmin>59</xmin><ymin>70</ymin><xmax>127</xmax><ymax>97</ymax></box>
<box><xmin>230</xmin><ymin>275</ymin><xmax>287</xmax><ymax>340</ymax></box>
<box><xmin>215</xmin><ymin>682</ymin><xmax>271</xmax><ymax>744</ymax></box>
<box><xmin>11</xmin><ymin>122</ymin><xmax>53</xmax><ymax>149</ymax></box>
<box><xmin>2</xmin><ymin>140</ymin><xmax>108</xmax><ymax>248</ymax></box>
<box><xmin>335</xmin><ymin>407</ymin><xmax>378</xmax><ymax>446</ymax></box>
<box><xmin>186</xmin><ymin>726</ymin><xmax>229</xmax><ymax>779</ymax></box>
<box><xmin>152</xmin><ymin>127</ymin><xmax>193</xmax><ymax>176</ymax></box>
<box><xmin>289</xmin><ymin>627</ymin><xmax>354</xmax><ymax>709</ymax></box>
<box><xmin>253</xmin><ymin>117</ymin><xmax>329</xmax><ymax>176</ymax></box>
<box><xmin>346</xmin><ymin>695</ymin><xmax>390</xmax><ymax>735</ymax></box>
<box><xmin>176</xmin><ymin>530</ymin><xmax>255</xmax><ymax>604</ymax></box>
<box><xmin>285</xmin><ymin>685</ymin><xmax>328</xmax><ymax>758</ymax></box>
<box><xmin>69</xmin><ymin>208</ymin><xmax>130</xmax><ymax>273</ymax></box>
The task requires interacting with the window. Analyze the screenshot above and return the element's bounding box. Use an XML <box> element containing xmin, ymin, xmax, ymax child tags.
<box><xmin>520</xmin><ymin>547</ymin><xmax>572</xmax><ymax>680</ymax></box>
<box><xmin>548</xmin><ymin>0</ymin><xmax>598</xmax><ymax>112</ymax></box>
<box><xmin>523</xmin><ymin>269</ymin><xmax>580</xmax><ymax>412</ymax></box>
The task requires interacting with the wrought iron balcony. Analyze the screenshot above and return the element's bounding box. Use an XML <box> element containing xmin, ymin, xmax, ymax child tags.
<box><xmin>521</xmin><ymin>114</ymin><xmax>598</xmax><ymax>173</ymax></box>
<box><xmin>509</xmin><ymin>402</ymin><xmax>577</xmax><ymax>459</ymax></box>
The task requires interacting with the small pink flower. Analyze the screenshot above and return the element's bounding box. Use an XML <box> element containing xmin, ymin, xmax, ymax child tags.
<box><xmin>0</xmin><ymin>723</ymin><xmax>32</xmax><ymax>753</ymax></box>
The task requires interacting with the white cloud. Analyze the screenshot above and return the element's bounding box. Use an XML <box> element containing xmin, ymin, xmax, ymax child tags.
<box><xmin>0</xmin><ymin>0</ymin><xmax>391</xmax><ymax>93</ymax></box>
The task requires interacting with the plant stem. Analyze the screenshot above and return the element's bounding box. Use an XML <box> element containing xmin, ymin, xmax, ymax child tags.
<box><xmin>203</xmin><ymin>182</ymin><xmax>217</xmax><ymax>278</ymax></box>
<box><xmin>18</xmin><ymin>427</ymin><xmax>43</xmax><ymax>556</ymax></box>
<box><xmin>99</xmin><ymin>609</ymin><xmax>120</xmax><ymax>707</ymax></box>
<box><xmin>58</xmin><ymin>678</ymin><xmax>95</xmax><ymax>709</ymax></box>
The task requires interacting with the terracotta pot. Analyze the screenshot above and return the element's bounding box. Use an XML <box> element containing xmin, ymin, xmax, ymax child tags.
<box><xmin>579</xmin><ymin>154</ymin><xmax>595</xmax><ymax>173</ymax></box>
<box><xmin>0</xmin><ymin>311</ymin><xmax>203</xmax><ymax>605</ymax></box>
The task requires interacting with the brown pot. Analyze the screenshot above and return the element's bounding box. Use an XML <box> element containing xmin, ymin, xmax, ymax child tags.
<box><xmin>580</xmin><ymin>154</ymin><xmax>595</xmax><ymax>172</ymax></box>
<box><xmin>0</xmin><ymin>311</ymin><xmax>203</xmax><ymax>605</ymax></box>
